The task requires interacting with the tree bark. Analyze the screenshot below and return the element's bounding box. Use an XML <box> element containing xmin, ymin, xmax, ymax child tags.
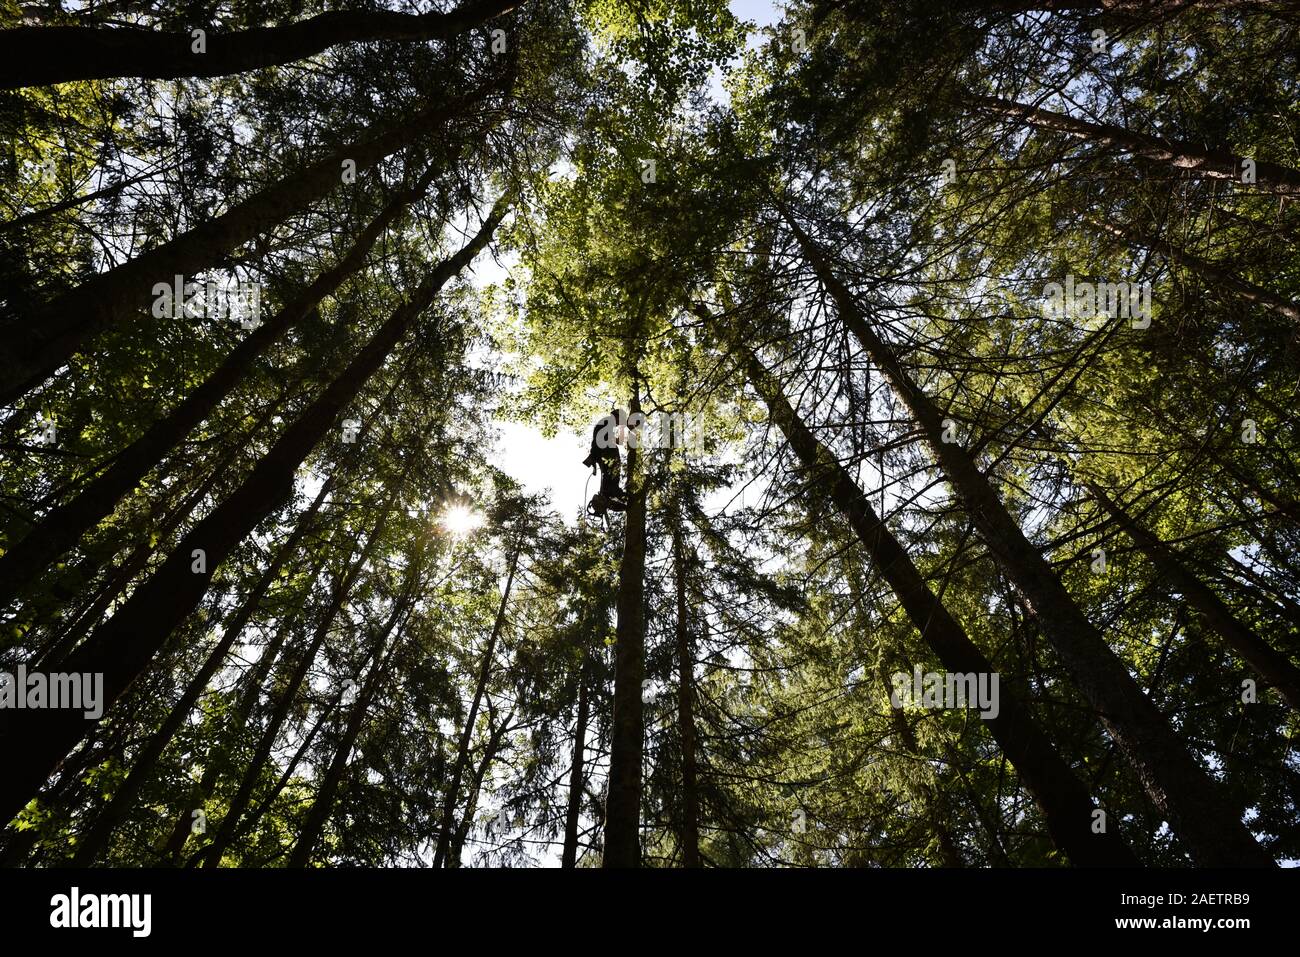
<box><xmin>561</xmin><ymin>652</ymin><xmax>591</xmax><ymax>868</ymax></box>
<box><xmin>1089</xmin><ymin>482</ymin><xmax>1300</xmax><ymax>708</ymax></box>
<box><xmin>967</xmin><ymin>92</ymin><xmax>1300</xmax><ymax>195</ymax></box>
<box><xmin>671</xmin><ymin>513</ymin><xmax>701</xmax><ymax>867</ymax></box>
<box><xmin>782</xmin><ymin>210</ymin><xmax>1275</xmax><ymax>866</ymax></box>
<box><xmin>0</xmin><ymin>77</ymin><xmax>501</xmax><ymax>405</ymax></box>
<box><xmin>602</xmin><ymin>390</ymin><xmax>647</xmax><ymax>868</ymax></box>
<box><xmin>722</xmin><ymin>323</ymin><xmax>1138</xmax><ymax>866</ymax></box>
<box><xmin>0</xmin><ymin>161</ymin><xmax>443</xmax><ymax>611</ymax></box>
<box><xmin>0</xmin><ymin>0</ymin><xmax>521</xmax><ymax>89</ymax></box>
<box><xmin>0</xmin><ymin>200</ymin><xmax>507</xmax><ymax>827</ymax></box>
<box><xmin>433</xmin><ymin>544</ymin><xmax>520</xmax><ymax>867</ymax></box>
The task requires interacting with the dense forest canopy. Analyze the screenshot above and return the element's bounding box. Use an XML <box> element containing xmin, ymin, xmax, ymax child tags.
<box><xmin>0</xmin><ymin>0</ymin><xmax>1297</xmax><ymax>868</ymax></box>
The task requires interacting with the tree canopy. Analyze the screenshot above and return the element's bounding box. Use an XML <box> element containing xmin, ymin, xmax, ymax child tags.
<box><xmin>1</xmin><ymin>0</ymin><xmax>1297</xmax><ymax>869</ymax></box>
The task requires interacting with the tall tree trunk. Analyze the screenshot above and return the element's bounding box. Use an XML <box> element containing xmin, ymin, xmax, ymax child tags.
<box><xmin>68</xmin><ymin>474</ymin><xmax>335</xmax><ymax>865</ymax></box>
<box><xmin>448</xmin><ymin>706</ymin><xmax>516</xmax><ymax>867</ymax></box>
<box><xmin>433</xmin><ymin>544</ymin><xmax>521</xmax><ymax>867</ymax></box>
<box><xmin>966</xmin><ymin>92</ymin><xmax>1300</xmax><ymax>195</ymax></box>
<box><xmin>159</xmin><ymin>418</ymin><xmax>390</xmax><ymax>864</ymax></box>
<box><xmin>29</xmin><ymin>432</ymin><xmax>238</xmax><ymax>667</ymax></box>
<box><xmin>602</xmin><ymin>390</ymin><xmax>647</xmax><ymax>868</ymax></box>
<box><xmin>0</xmin><ymin>76</ymin><xmax>502</xmax><ymax>405</ymax></box>
<box><xmin>561</xmin><ymin>652</ymin><xmax>591</xmax><ymax>869</ymax></box>
<box><xmin>1089</xmin><ymin>482</ymin><xmax>1300</xmax><ymax>708</ymax></box>
<box><xmin>0</xmin><ymin>0</ymin><xmax>521</xmax><ymax>89</ymax></box>
<box><xmin>671</xmin><ymin>514</ymin><xmax>701</xmax><ymax>868</ymax></box>
<box><xmin>0</xmin><ymin>199</ymin><xmax>506</xmax><ymax>827</ymax></box>
<box><xmin>0</xmin><ymin>160</ymin><xmax>443</xmax><ymax>611</ymax></box>
<box><xmin>286</xmin><ymin>572</ymin><xmax>417</xmax><ymax>867</ymax></box>
<box><xmin>197</xmin><ymin>493</ymin><xmax>401</xmax><ymax>867</ymax></box>
<box><xmin>782</xmin><ymin>211</ymin><xmax>1275</xmax><ymax>866</ymax></box>
<box><xmin>717</xmin><ymin>313</ymin><xmax>1138</xmax><ymax>866</ymax></box>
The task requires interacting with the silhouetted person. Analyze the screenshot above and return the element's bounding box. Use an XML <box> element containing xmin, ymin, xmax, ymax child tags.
<box><xmin>583</xmin><ymin>407</ymin><xmax>627</xmax><ymax>517</ymax></box>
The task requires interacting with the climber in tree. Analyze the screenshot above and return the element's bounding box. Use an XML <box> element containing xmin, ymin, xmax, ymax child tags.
<box><xmin>583</xmin><ymin>406</ymin><xmax>627</xmax><ymax>517</ymax></box>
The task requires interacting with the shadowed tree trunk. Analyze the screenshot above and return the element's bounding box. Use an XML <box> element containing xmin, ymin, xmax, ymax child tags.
<box><xmin>714</xmin><ymin>306</ymin><xmax>1138</xmax><ymax>865</ymax></box>
<box><xmin>0</xmin><ymin>200</ymin><xmax>507</xmax><ymax>827</ymax></box>
<box><xmin>1088</xmin><ymin>482</ymin><xmax>1300</xmax><ymax>708</ymax></box>
<box><xmin>0</xmin><ymin>160</ymin><xmax>443</xmax><ymax>611</ymax></box>
<box><xmin>0</xmin><ymin>0</ymin><xmax>521</xmax><ymax>89</ymax></box>
<box><xmin>782</xmin><ymin>209</ymin><xmax>1275</xmax><ymax>866</ymax></box>
<box><xmin>561</xmin><ymin>652</ymin><xmax>591</xmax><ymax>868</ymax></box>
<box><xmin>433</xmin><ymin>544</ymin><xmax>520</xmax><ymax>867</ymax></box>
<box><xmin>671</xmin><ymin>511</ymin><xmax>701</xmax><ymax>868</ymax></box>
<box><xmin>603</xmin><ymin>389</ymin><xmax>647</xmax><ymax>868</ymax></box>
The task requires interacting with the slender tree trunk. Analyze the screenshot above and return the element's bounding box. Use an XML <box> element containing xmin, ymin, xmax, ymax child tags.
<box><xmin>0</xmin><ymin>200</ymin><xmax>506</xmax><ymax>827</ymax></box>
<box><xmin>448</xmin><ymin>706</ymin><xmax>516</xmax><ymax>867</ymax></box>
<box><xmin>0</xmin><ymin>78</ymin><xmax>501</xmax><ymax>404</ymax></box>
<box><xmin>433</xmin><ymin>545</ymin><xmax>520</xmax><ymax>867</ymax></box>
<box><xmin>0</xmin><ymin>0</ymin><xmax>521</xmax><ymax>89</ymax></box>
<box><xmin>1087</xmin><ymin>219</ymin><xmax>1300</xmax><ymax>324</ymax></box>
<box><xmin>781</xmin><ymin>212</ymin><xmax>1275</xmax><ymax>866</ymax></box>
<box><xmin>0</xmin><ymin>161</ymin><xmax>443</xmax><ymax>610</ymax></box>
<box><xmin>1089</xmin><ymin>482</ymin><xmax>1300</xmax><ymax>708</ymax></box>
<box><xmin>561</xmin><ymin>653</ymin><xmax>591</xmax><ymax>869</ymax></box>
<box><xmin>286</xmin><ymin>574</ymin><xmax>416</xmax><ymax>867</ymax></box>
<box><xmin>68</xmin><ymin>474</ymin><xmax>335</xmax><ymax>865</ymax></box>
<box><xmin>30</xmin><ymin>437</ymin><xmax>236</xmax><ymax>667</ymax></box>
<box><xmin>603</xmin><ymin>390</ymin><xmax>647</xmax><ymax>868</ymax></box>
<box><xmin>160</xmin><ymin>419</ymin><xmax>389</xmax><ymax>864</ymax></box>
<box><xmin>719</xmin><ymin>315</ymin><xmax>1138</xmax><ymax>866</ymax></box>
<box><xmin>197</xmin><ymin>494</ymin><xmax>400</xmax><ymax>867</ymax></box>
<box><xmin>671</xmin><ymin>516</ymin><xmax>701</xmax><ymax>868</ymax></box>
<box><xmin>966</xmin><ymin>92</ymin><xmax>1300</xmax><ymax>195</ymax></box>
